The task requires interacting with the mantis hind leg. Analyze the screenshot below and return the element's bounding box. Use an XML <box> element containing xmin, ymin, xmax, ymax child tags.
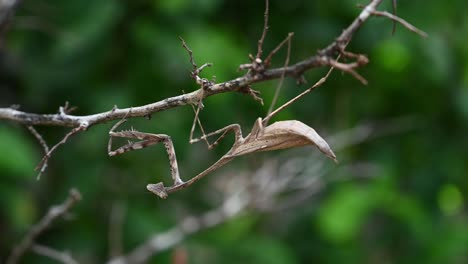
<box><xmin>189</xmin><ymin>103</ymin><xmax>244</xmax><ymax>149</ymax></box>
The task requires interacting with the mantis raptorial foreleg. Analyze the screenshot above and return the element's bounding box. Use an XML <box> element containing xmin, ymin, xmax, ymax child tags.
<box><xmin>108</xmin><ymin>119</ymin><xmax>184</xmax><ymax>187</ymax></box>
<box><xmin>107</xmin><ymin>114</ymin><xmax>247</xmax><ymax>199</ymax></box>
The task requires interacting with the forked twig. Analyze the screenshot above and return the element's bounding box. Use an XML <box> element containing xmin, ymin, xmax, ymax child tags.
<box><xmin>7</xmin><ymin>189</ymin><xmax>82</xmax><ymax>264</ymax></box>
<box><xmin>264</xmin><ymin>32</ymin><xmax>294</xmax><ymax>67</ymax></box>
<box><xmin>26</xmin><ymin>126</ymin><xmax>50</xmax><ymax>179</ymax></box>
<box><xmin>27</xmin><ymin>126</ymin><xmax>49</xmax><ymax>155</ymax></box>
<box><xmin>327</xmin><ymin>59</ymin><xmax>368</xmax><ymax>85</ymax></box>
<box><xmin>355</xmin><ymin>2</ymin><xmax>427</xmax><ymax>38</ymax></box>
<box><xmin>35</xmin><ymin>124</ymin><xmax>87</xmax><ymax>179</ymax></box>
<box><xmin>179</xmin><ymin>38</ymin><xmax>213</xmax><ymax>148</ymax></box>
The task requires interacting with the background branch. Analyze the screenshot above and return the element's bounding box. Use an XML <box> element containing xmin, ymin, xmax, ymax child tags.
<box><xmin>6</xmin><ymin>189</ymin><xmax>82</xmax><ymax>264</ymax></box>
<box><xmin>31</xmin><ymin>244</ymin><xmax>79</xmax><ymax>264</ymax></box>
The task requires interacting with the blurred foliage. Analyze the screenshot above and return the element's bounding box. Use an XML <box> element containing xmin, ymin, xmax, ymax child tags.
<box><xmin>1</xmin><ymin>0</ymin><xmax>467</xmax><ymax>263</ymax></box>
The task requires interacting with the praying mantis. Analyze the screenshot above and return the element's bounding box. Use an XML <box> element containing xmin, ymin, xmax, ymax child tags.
<box><xmin>108</xmin><ymin>67</ymin><xmax>337</xmax><ymax>199</ymax></box>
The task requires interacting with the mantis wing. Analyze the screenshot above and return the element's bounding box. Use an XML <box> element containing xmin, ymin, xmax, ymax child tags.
<box><xmin>234</xmin><ymin>120</ymin><xmax>337</xmax><ymax>162</ymax></box>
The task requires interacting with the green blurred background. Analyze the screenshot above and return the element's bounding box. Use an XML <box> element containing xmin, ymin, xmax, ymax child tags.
<box><xmin>1</xmin><ymin>0</ymin><xmax>467</xmax><ymax>263</ymax></box>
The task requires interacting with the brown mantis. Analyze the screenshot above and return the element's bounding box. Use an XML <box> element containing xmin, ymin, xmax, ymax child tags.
<box><xmin>108</xmin><ymin>66</ymin><xmax>337</xmax><ymax>199</ymax></box>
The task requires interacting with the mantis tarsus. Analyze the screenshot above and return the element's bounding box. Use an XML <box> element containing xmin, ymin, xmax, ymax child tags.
<box><xmin>108</xmin><ymin>67</ymin><xmax>337</xmax><ymax>199</ymax></box>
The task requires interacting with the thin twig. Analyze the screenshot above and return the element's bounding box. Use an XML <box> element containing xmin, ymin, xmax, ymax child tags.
<box><xmin>31</xmin><ymin>244</ymin><xmax>79</xmax><ymax>264</ymax></box>
<box><xmin>327</xmin><ymin>59</ymin><xmax>368</xmax><ymax>85</ymax></box>
<box><xmin>256</xmin><ymin>0</ymin><xmax>270</xmax><ymax>59</ymax></box>
<box><xmin>179</xmin><ymin>36</ymin><xmax>197</xmax><ymax>72</ymax></box>
<box><xmin>35</xmin><ymin>124</ymin><xmax>87</xmax><ymax>179</ymax></box>
<box><xmin>59</xmin><ymin>101</ymin><xmax>78</xmax><ymax>115</ymax></box>
<box><xmin>26</xmin><ymin>126</ymin><xmax>49</xmax><ymax>155</ymax></box>
<box><xmin>179</xmin><ymin>37</ymin><xmax>213</xmax><ymax>80</ymax></box>
<box><xmin>265</xmin><ymin>65</ymin><xmax>335</xmax><ymax>123</ymax></box>
<box><xmin>26</xmin><ymin>125</ymin><xmax>50</xmax><ymax>180</ymax></box>
<box><xmin>371</xmin><ymin>10</ymin><xmax>428</xmax><ymax>38</ymax></box>
<box><xmin>7</xmin><ymin>189</ymin><xmax>82</xmax><ymax>264</ymax></box>
<box><xmin>180</xmin><ymin>38</ymin><xmax>212</xmax><ymax>148</ymax></box>
<box><xmin>267</xmin><ymin>33</ymin><xmax>293</xmax><ymax>116</ymax></box>
<box><xmin>264</xmin><ymin>32</ymin><xmax>294</xmax><ymax>66</ymax></box>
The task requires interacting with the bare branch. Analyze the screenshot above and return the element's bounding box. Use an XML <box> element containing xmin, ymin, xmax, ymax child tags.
<box><xmin>256</xmin><ymin>0</ymin><xmax>270</xmax><ymax>59</ymax></box>
<box><xmin>0</xmin><ymin>0</ymin><xmax>426</xmax><ymax>186</ymax></box>
<box><xmin>26</xmin><ymin>125</ymin><xmax>50</xmax><ymax>179</ymax></box>
<box><xmin>0</xmin><ymin>0</ymin><xmax>403</xmax><ymax>129</ymax></box>
<box><xmin>27</xmin><ymin>126</ymin><xmax>49</xmax><ymax>154</ymax></box>
<box><xmin>7</xmin><ymin>189</ymin><xmax>82</xmax><ymax>264</ymax></box>
<box><xmin>264</xmin><ymin>32</ymin><xmax>294</xmax><ymax>66</ymax></box>
<box><xmin>35</xmin><ymin>124</ymin><xmax>88</xmax><ymax>179</ymax></box>
<box><xmin>371</xmin><ymin>10</ymin><xmax>428</xmax><ymax>38</ymax></box>
<box><xmin>59</xmin><ymin>101</ymin><xmax>78</xmax><ymax>115</ymax></box>
<box><xmin>179</xmin><ymin>36</ymin><xmax>197</xmax><ymax>72</ymax></box>
<box><xmin>179</xmin><ymin>36</ymin><xmax>213</xmax><ymax>81</ymax></box>
<box><xmin>107</xmin><ymin>191</ymin><xmax>249</xmax><ymax>264</ymax></box>
<box><xmin>328</xmin><ymin>59</ymin><xmax>368</xmax><ymax>85</ymax></box>
<box><xmin>31</xmin><ymin>244</ymin><xmax>79</xmax><ymax>264</ymax></box>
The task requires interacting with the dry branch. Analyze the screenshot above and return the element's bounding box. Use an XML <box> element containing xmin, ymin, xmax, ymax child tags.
<box><xmin>6</xmin><ymin>189</ymin><xmax>82</xmax><ymax>264</ymax></box>
<box><xmin>0</xmin><ymin>0</ymin><xmax>404</xmax><ymax>129</ymax></box>
<box><xmin>0</xmin><ymin>0</ymin><xmax>426</xmax><ymax>187</ymax></box>
<box><xmin>31</xmin><ymin>244</ymin><xmax>79</xmax><ymax>264</ymax></box>
<box><xmin>2</xmin><ymin>0</ymin><xmax>428</xmax><ymax>262</ymax></box>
